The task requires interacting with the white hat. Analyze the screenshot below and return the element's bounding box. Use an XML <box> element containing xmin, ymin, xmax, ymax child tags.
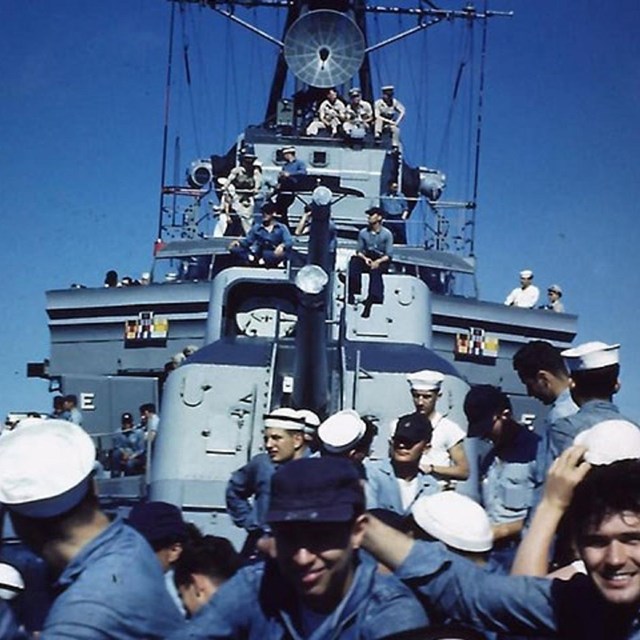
<box><xmin>519</xmin><ymin>269</ymin><xmax>534</xmax><ymax>279</ymax></box>
<box><xmin>548</xmin><ymin>284</ymin><xmax>563</xmax><ymax>295</ymax></box>
<box><xmin>264</xmin><ymin>408</ymin><xmax>306</xmax><ymax>431</ymax></box>
<box><xmin>318</xmin><ymin>410</ymin><xmax>367</xmax><ymax>454</ymax></box>
<box><xmin>406</xmin><ymin>370</ymin><xmax>444</xmax><ymax>393</ymax></box>
<box><xmin>561</xmin><ymin>341</ymin><xmax>620</xmax><ymax>372</ymax></box>
<box><xmin>381</xmin><ymin>85</ymin><xmax>395</xmax><ymax>92</ymax></box>
<box><xmin>411</xmin><ymin>492</ymin><xmax>493</xmax><ymax>553</ymax></box>
<box><xmin>574</xmin><ymin>419</ymin><xmax>640</xmax><ymax>465</ymax></box>
<box><xmin>0</xmin><ymin>419</ymin><xmax>95</xmax><ymax>518</ymax></box>
<box><xmin>0</xmin><ymin>563</ymin><xmax>24</xmax><ymax>601</ymax></box>
<box><xmin>296</xmin><ymin>409</ymin><xmax>321</xmax><ymax>434</ymax></box>
<box><xmin>281</xmin><ymin>146</ymin><xmax>296</xmax><ymax>154</ymax></box>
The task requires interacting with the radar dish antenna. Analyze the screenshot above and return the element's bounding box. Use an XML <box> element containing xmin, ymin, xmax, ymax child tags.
<box><xmin>284</xmin><ymin>10</ymin><xmax>365</xmax><ymax>88</ymax></box>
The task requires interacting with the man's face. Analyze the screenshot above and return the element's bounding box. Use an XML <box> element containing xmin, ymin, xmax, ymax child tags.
<box><xmin>411</xmin><ymin>389</ymin><xmax>438</xmax><ymax>417</ymax></box>
<box><xmin>274</xmin><ymin>519</ymin><xmax>363</xmax><ymax>612</ymax></box>
<box><xmin>548</xmin><ymin>290</ymin><xmax>560</xmax><ymax>302</ymax></box>
<box><xmin>390</xmin><ymin>437</ymin><xmax>428</xmax><ymax>465</ymax></box>
<box><xmin>327</xmin><ymin>89</ymin><xmax>337</xmax><ymax>102</ymax></box>
<box><xmin>264</xmin><ymin>427</ymin><xmax>302</xmax><ymax>463</ymax></box>
<box><xmin>122</xmin><ymin>419</ymin><xmax>134</xmax><ymax>432</ymax></box>
<box><xmin>283</xmin><ymin>151</ymin><xmax>295</xmax><ymax>162</ymax></box>
<box><xmin>367</xmin><ymin>212</ymin><xmax>382</xmax><ymax>227</ymax></box>
<box><xmin>518</xmin><ymin>372</ymin><xmax>555</xmax><ymax>405</ymax></box>
<box><xmin>520</xmin><ymin>276</ymin><xmax>532</xmax><ymax>289</ymax></box>
<box><xmin>140</xmin><ymin>410</ymin><xmax>148</xmax><ymax>425</ymax></box>
<box><xmin>579</xmin><ymin>511</ymin><xmax>640</xmax><ymax>606</ymax></box>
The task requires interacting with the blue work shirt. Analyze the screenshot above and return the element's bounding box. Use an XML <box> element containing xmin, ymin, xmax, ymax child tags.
<box><xmin>365</xmin><ymin>459</ymin><xmax>439</xmax><ymax>516</ymax></box>
<box><xmin>168</xmin><ymin>551</ymin><xmax>428</xmax><ymax>639</ymax></box>
<box><xmin>41</xmin><ymin>518</ymin><xmax>185</xmax><ymax>639</ymax></box>
<box><xmin>357</xmin><ymin>227</ymin><xmax>394</xmax><ymax>260</ymax></box>
<box><xmin>239</xmin><ymin>221</ymin><xmax>293</xmax><ymax>252</ymax></box>
<box><xmin>480</xmin><ymin>427</ymin><xmax>540</xmax><ymax>525</ymax></box>
<box><xmin>549</xmin><ymin>399</ymin><xmax>638</xmax><ymax>460</ymax></box>
<box><xmin>282</xmin><ymin>158</ymin><xmax>307</xmax><ymax>177</ymax></box>
<box><xmin>225</xmin><ymin>452</ymin><xmax>276</xmax><ymax>532</ymax></box>
<box><xmin>397</xmin><ymin>540</ymin><xmax>640</xmax><ymax>639</ymax></box>
<box><xmin>380</xmin><ymin>192</ymin><xmax>408</xmax><ymax>219</ymax></box>
<box><xmin>113</xmin><ymin>427</ymin><xmax>146</xmax><ymax>458</ymax></box>
<box><xmin>0</xmin><ymin>601</ymin><xmax>22</xmax><ymax>640</ymax></box>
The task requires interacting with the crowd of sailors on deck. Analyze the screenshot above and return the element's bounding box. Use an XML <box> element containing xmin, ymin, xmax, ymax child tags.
<box><xmin>1</xmin><ymin>340</ymin><xmax>640</xmax><ymax>638</ymax></box>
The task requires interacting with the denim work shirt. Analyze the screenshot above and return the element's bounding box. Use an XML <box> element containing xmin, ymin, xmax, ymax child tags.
<box><xmin>397</xmin><ymin>541</ymin><xmax>640</xmax><ymax>639</ymax></box>
<box><xmin>113</xmin><ymin>428</ymin><xmax>146</xmax><ymax>457</ymax></box>
<box><xmin>365</xmin><ymin>459</ymin><xmax>440</xmax><ymax>516</ymax></box>
<box><xmin>480</xmin><ymin>427</ymin><xmax>540</xmax><ymax>524</ymax></box>
<box><xmin>41</xmin><ymin>518</ymin><xmax>185</xmax><ymax>639</ymax></box>
<box><xmin>380</xmin><ymin>193</ymin><xmax>408</xmax><ymax>219</ymax></box>
<box><xmin>169</xmin><ymin>552</ymin><xmax>428</xmax><ymax>639</ymax></box>
<box><xmin>239</xmin><ymin>222</ymin><xmax>293</xmax><ymax>252</ymax></box>
<box><xmin>225</xmin><ymin>452</ymin><xmax>276</xmax><ymax>532</ymax></box>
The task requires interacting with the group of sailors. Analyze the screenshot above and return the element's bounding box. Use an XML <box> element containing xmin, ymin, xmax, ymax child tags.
<box><xmin>505</xmin><ymin>269</ymin><xmax>566</xmax><ymax>313</ymax></box>
<box><xmin>306</xmin><ymin>85</ymin><xmax>406</xmax><ymax>147</ymax></box>
<box><xmin>1</xmin><ymin>338</ymin><xmax>639</xmax><ymax>638</ymax></box>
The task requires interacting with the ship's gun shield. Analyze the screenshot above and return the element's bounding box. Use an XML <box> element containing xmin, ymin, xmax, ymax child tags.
<box><xmin>284</xmin><ymin>10</ymin><xmax>365</xmax><ymax>88</ymax></box>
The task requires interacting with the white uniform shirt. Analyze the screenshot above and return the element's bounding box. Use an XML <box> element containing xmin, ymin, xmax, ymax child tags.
<box><xmin>421</xmin><ymin>413</ymin><xmax>466</xmax><ymax>468</ymax></box>
<box><xmin>504</xmin><ymin>285</ymin><xmax>540</xmax><ymax>308</ymax></box>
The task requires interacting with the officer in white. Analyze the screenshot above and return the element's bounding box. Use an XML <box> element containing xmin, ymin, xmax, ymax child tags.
<box><xmin>405</xmin><ymin>370</ymin><xmax>470</xmax><ymax>484</ymax></box>
<box><xmin>0</xmin><ymin>418</ymin><xmax>185</xmax><ymax>638</ymax></box>
<box><xmin>504</xmin><ymin>269</ymin><xmax>540</xmax><ymax>308</ymax></box>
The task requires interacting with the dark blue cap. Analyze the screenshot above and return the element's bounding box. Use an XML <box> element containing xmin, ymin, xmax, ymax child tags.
<box><xmin>127</xmin><ymin>501</ymin><xmax>187</xmax><ymax>544</ymax></box>
<box><xmin>267</xmin><ymin>457</ymin><xmax>364</xmax><ymax>524</ymax></box>
<box><xmin>464</xmin><ymin>385</ymin><xmax>511</xmax><ymax>438</ymax></box>
<box><xmin>393</xmin><ymin>413</ymin><xmax>432</xmax><ymax>445</ymax></box>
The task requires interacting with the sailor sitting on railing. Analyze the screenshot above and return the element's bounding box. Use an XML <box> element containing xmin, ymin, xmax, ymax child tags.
<box><xmin>374</xmin><ymin>85</ymin><xmax>405</xmax><ymax>147</ymax></box>
<box><xmin>229</xmin><ymin>203</ymin><xmax>293</xmax><ymax>268</ymax></box>
<box><xmin>343</xmin><ymin>87</ymin><xmax>373</xmax><ymax>139</ymax></box>
<box><xmin>111</xmin><ymin>411</ymin><xmax>146</xmax><ymax>478</ymax></box>
<box><xmin>306</xmin><ymin>87</ymin><xmax>346</xmax><ymax>137</ymax></box>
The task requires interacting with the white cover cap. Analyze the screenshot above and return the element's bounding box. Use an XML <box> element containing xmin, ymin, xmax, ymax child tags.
<box><xmin>406</xmin><ymin>370</ymin><xmax>444</xmax><ymax>392</ymax></box>
<box><xmin>519</xmin><ymin>269</ymin><xmax>533</xmax><ymax>279</ymax></box>
<box><xmin>296</xmin><ymin>409</ymin><xmax>321</xmax><ymax>434</ymax></box>
<box><xmin>264</xmin><ymin>408</ymin><xmax>306</xmax><ymax>431</ymax></box>
<box><xmin>561</xmin><ymin>341</ymin><xmax>620</xmax><ymax>372</ymax></box>
<box><xmin>411</xmin><ymin>492</ymin><xmax>493</xmax><ymax>553</ymax></box>
<box><xmin>0</xmin><ymin>563</ymin><xmax>24</xmax><ymax>601</ymax></box>
<box><xmin>0</xmin><ymin>419</ymin><xmax>95</xmax><ymax>518</ymax></box>
<box><xmin>574</xmin><ymin>419</ymin><xmax>640</xmax><ymax>465</ymax></box>
<box><xmin>318</xmin><ymin>410</ymin><xmax>367</xmax><ymax>454</ymax></box>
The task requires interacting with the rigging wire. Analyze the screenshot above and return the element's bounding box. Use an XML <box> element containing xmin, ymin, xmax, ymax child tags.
<box><xmin>180</xmin><ymin>8</ymin><xmax>202</xmax><ymax>158</ymax></box>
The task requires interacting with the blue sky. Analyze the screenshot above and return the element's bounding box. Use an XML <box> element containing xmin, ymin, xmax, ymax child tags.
<box><xmin>2</xmin><ymin>1</ymin><xmax>639</xmax><ymax>421</ymax></box>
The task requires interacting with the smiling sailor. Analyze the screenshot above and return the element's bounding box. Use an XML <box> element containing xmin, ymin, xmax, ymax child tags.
<box><xmin>0</xmin><ymin>418</ymin><xmax>185</xmax><ymax>639</ymax></box>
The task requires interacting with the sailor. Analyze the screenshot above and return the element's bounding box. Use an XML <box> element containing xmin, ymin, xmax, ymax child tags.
<box><xmin>0</xmin><ymin>418</ymin><xmax>185</xmax><ymax>637</ymax></box>
<box><xmin>347</xmin><ymin>206</ymin><xmax>393</xmax><ymax>318</ymax></box>
<box><xmin>504</xmin><ymin>269</ymin><xmax>540</xmax><ymax>308</ymax></box>
<box><xmin>225</xmin><ymin>408</ymin><xmax>309</xmax><ymax>557</ymax></box>
<box><xmin>541</xmin><ymin>284</ymin><xmax>565</xmax><ymax>312</ymax></box>
<box><xmin>172</xmin><ymin>457</ymin><xmax>428</xmax><ymax>639</ymax></box>
<box><xmin>223</xmin><ymin>152</ymin><xmax>262</xmax><ymax>234</ymax></box>
<box><xmin>463</xmin><ymin>385</ymin><xmax>541</xmax><ymax>573</ymax></box>
<box><xmin>172</xmin><ymin>535</ymin><xmax>242</xmax><ymax>617</ymax></box>
<box><xmin>374</xmin><ymin>85</ymin><xmax>406</xmax><ymax>147</ymax></box>
<box><xmin>361</xmin><ymin>456</ymin><xmax>640</xmax><ymax>639</ymax></box>
<box><xmin>228</xmin><ymin>203</ymin><xmax>293</xmax><ymax>267</ymax></box>
<box><xmin>140</xmin><ymin>402</ymin><xmax>160</xmax><ymax>444</ymax></box>
<box><xmin>342</xmin><ymin>87</ymin><xmax>373</xmax><ymax>138</ymax></box>
<box><xmin>274</xmin><ymin>145</ymin><xmax>307</xmax><ymax>224</ymax></box>
<box><xmin>317</xmin><ymin>409</ymin><xmax>377</xmax><ymax>476</ymax></box>
<box><xmin>550</xmin><ymin>341</ymin><xmax>639</xmax><ymax>460</ymax></box>
<box><xmin>380</xmin><ymin>180</ymin><xmax>409</xmax><ymax>244</ymax></box>
<box><xmin>365</xmin><ymin>413</ymin><xmax>439</xmax><ymax>516</ymax></box>
<box><xmin>405</xmin><ymin>370</ymin><xmax>470</xmax><ymax>484</ymax></box>
<box><xmin>410</xmin><ymin>492</ymin><xmax>493</xmax><ymax>566</ymax></box>
<box><xmin>111</xmin><ymin>411</ymin><xmax>147</xmax><ymax>477</ymax></box>
<box><xmin>305</xmin><ymin>88</ymin><xmax>346</xmax><ymax>137</ymax></box>
<box><xmin>62</xmin><ymin>393</ymin><xmax>83</xmax><ymax>426</ymax></box>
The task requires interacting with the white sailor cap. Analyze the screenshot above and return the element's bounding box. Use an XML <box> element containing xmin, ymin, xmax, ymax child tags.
<box><xmin>548</xmin><ymin>284</ymin><xmax>563</xmax><ymax>295</ymax></box>
<box><xmin>406</xmin><ymin>370</ymin><xmax>445</xmax><ymax>393</ymax></box>
<box><xmin>381</xmin><ymin>85</ymin><xmax>394</xmax><ymax>93</ymax></box>
<box><xmin>0</xmin><ymin>563</ymin><xmax>24</xmax><ymax>601</ymax></box>
<box><xmin>348</xmin><ymin>87</ymin><xmax>361</xmax><ymax>96</ymax></box>
<box><xmin>264</xmin><ymin>408</ymin><xmax>306</xmax><ymax>431</ymax></box>
<box><xmin>296</xmin><ymin>409</ymin><xmax>321</xmax><ymax>434</ymax></box>
<box><xmin>519</xmin><ymin>269</ymin><xmax>534</xmax><ymax>279</ymax></box>
<box><xmin>0</xmin><ymin>419</ymin><xmax>95</xmax><ymax>518</ymax></box>
<box><xmin>574</xmin><ymin>419</ymin><xmax>640</xmax><ymax>466</ymax></box>
<box><xmin>411</xmin><ymin>492</ymin><xmax>493</xmax><ymax>553</ymax></box>
<box><xmin>561</xmin><ymin>341</ymin><xmax>620</xmax><ymax>372</ymax></box>
<box><xmin>281</xmin><ymin>146</ymin><xmax>296</xmax><ymax>155</ymax></box>
<box><xmin>318</xmin><ymin>410</ymin><xmax>367</xmax><ymax>454</ymax></box>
